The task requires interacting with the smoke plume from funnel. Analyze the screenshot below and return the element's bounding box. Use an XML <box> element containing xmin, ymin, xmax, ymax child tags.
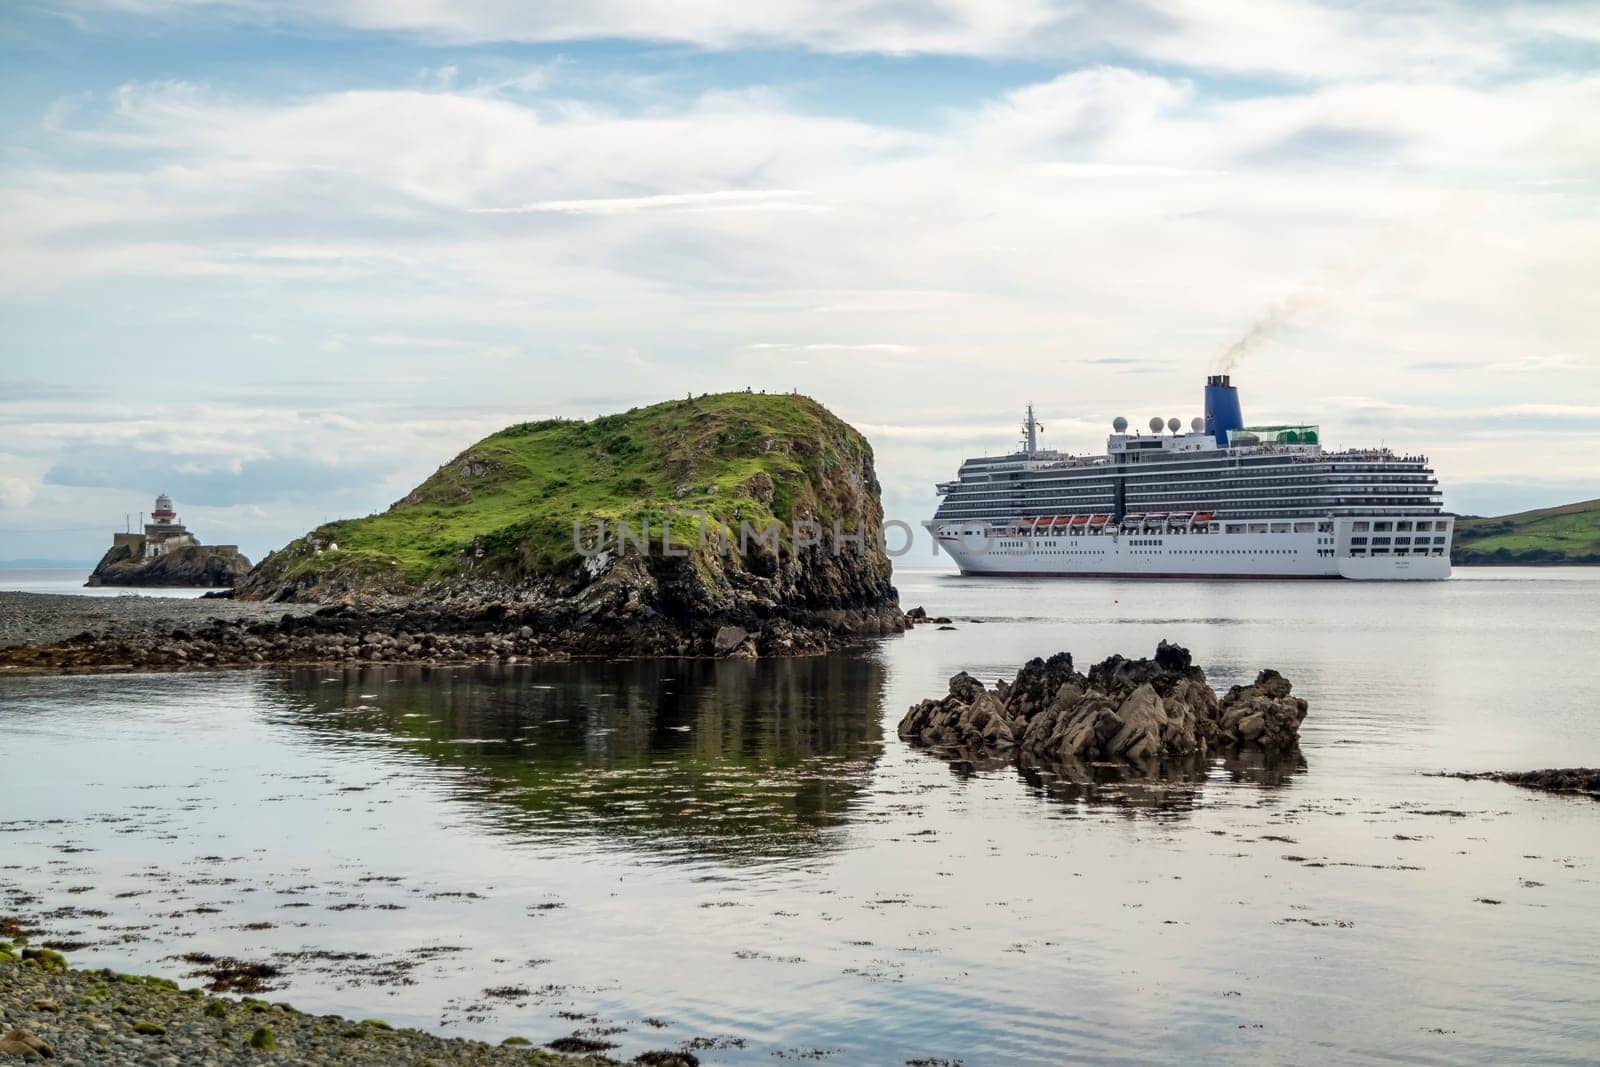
<box><xmin>1212</xmin><ymin>285</ymin><xmax>1326</xmax><ymax>374</ymax></box>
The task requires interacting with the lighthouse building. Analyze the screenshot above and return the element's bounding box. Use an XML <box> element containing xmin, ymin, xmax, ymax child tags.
<box><xmin>109</xmin><ymin>493</ymin><xmax>235</xmax><ymax>559</ymax></box>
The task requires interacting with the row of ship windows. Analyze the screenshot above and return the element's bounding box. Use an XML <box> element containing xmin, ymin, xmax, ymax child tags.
<box><xmin>969</xmin><ymin>457</ymin><xmax>1433</xmax><ymax>471</ymax></box>
<box><xmin>996</xmin><ymin>549</ymin><xmax>1108</xmax><ymax>555</ymax></box>
<box><xmin>973</xmin><ymin>472</ymin><xmax>1437</xmax><ymax>486</ymax></box>
<box><xmin>950</xmin><ymin>489</ymin><xmax>1441</xmax><ymax>503</ymax></box>
<box><xmin>943</xmin><ymin>502</ymin><xmax>1441</xmax><ymax>517</ymax></box>
<box><xmin>1127</xmin><ymin>476</ymin><xmax>1434</xmax><ymax>486</ymax></box>
<box><xmin>956</xmin><ymin>477</ymin><xmax>1439</xmax><ymax>489</ymax></box>
<box><xmin>1351</xmin><ymin>520</ymin><xmax>1451</xmax><ymax>532</ymax></box>
<box><xmin>944</xmin><ymin>514</ymin><xmax>1441</xmax><ymax>528</ymax></box>
<box><xmin>1145</xmin><ymin>550</ymin><xmax>1305</xmax><ymax>559</ymax></box>
<box><xmin>960</xmin><ymin>470</ymin><xmax>1440</xmax><ymax>483</ymax></box>
<box><xmin>956</xmin><ymin>482</ymin><xmax>1439</xmax><ymax>497</ymax></box>
<box><xmin>1350</xmin><ymin>548</ymin><xmax>1448</xmax><ymax>557</ymax></box>
<box><xmin>1351</xmin><ymin>536</ymin><xmax>1449</xmax><ymax>546</ymax></box>
<box><xmin>1121</xmin><ymin>548</ymin><xmax>1312</xmax><ymax>556</ymax></box>
<box><xmin>988</xmin><ymin>547</ymin><xmax>1368</xmax><ymax>558</ymax></box>
<box><xmin>965</xmin><ymin>468</ymin><xmax>1434</xmax><ymax>487</ymax></box>
<box><xmin>1224</xmin><ymin>522</ymin><xmax>1328</xmax><ymax>534</ymax></box>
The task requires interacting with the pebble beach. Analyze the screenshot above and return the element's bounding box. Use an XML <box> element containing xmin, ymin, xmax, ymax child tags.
<box><xmin>0</xmin><ymin>593</ymin><xmax>309</xmax><ymax>654</ymax></box>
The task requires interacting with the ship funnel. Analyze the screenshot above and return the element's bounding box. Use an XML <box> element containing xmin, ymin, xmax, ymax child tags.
<box><xmin>1203</xmin><ymin>374</ymin><xmax>1243</xmax><ymax>446</ymax></box>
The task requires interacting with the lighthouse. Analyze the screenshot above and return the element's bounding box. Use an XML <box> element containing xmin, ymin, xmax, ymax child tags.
<box><xmin>140</xmin><ymin>493</ymin><xmax>193</xmax><ymax>557</ymax></box>
<box><xmin>90</xmin><ymin>492</ymin><xmax>247</xmax><ymax>584</ymax></box>
<box><xmin>151</xmin><ymin>492</ymin><xmax>178</xmax><ymax>525</ymax></box>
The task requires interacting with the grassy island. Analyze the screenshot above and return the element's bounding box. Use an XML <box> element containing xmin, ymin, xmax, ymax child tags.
<box><xmin>239</xmin><ymin>391</ymin><xmax>892</xmax><ymax>602</ymax></box>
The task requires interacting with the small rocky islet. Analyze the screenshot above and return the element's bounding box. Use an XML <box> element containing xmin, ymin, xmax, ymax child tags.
<box><xmin>85</xmin><ymin>545</ymin><xmax>252</xmax><ymax>591</ymax></box>
<box><xmin>899</xmin><ymin>641</ymin><xmax>1310</xmax><ymax>773</ymax></box>
<box><xmin>83</xmin><ymin>493</ymin><xmax>253</xmax><ymax>590</ymax></box>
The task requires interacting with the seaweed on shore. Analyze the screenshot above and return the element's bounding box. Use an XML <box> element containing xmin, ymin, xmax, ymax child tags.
<box><xmin>1434</xmin><ymin>768</ymin><xmax>1600</xmax><ymax>799</ymax></box>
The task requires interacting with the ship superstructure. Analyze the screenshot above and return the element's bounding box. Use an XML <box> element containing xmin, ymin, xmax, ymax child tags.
<box><xmin>927</xmin><ymin>376</ymin><xmax>1452</xmax><ymax>580</ymax></box>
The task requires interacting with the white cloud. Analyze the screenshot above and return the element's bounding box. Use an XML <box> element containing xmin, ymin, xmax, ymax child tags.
<box><xmin>0</xmin><ymin>475</ymin><xmax>36</xmax><ymax>510</ymax></box>
<box><xmin>471</xmin><ymin>189</ymin><xmax>817</xmax><ymax>216</ymax></box>
<box><xmin>747</xmin><ymin>343</ymin><xmax>917</xmax><ymax>354</ymax></box>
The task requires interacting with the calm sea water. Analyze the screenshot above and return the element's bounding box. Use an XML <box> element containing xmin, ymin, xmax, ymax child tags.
<box><xmin>3</xmin><ymin>566</ymin><xmax>1598</xmax><ymax>1065</ymax></box>
<box><xmin>0</xmin><ymin>568</ymin><xmax>222</xmax><ymax>597</ymax></box>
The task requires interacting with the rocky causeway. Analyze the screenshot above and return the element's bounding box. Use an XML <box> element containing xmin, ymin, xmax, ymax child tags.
<box><xmin>0</xmin><ymin>593</ymin><xmax>315</xmax><ymax>654</ymax></box>
<box><xmin>0</xmin><ymin>591</ymin><xmax>896</xmax><ymax>675</ymax></box>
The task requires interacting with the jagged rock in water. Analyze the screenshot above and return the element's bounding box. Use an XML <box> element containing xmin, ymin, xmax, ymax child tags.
<box><xmin>898</xmin><ymin>642</ymin><xmax>1306</xmax><ymax>772</ymax></box>
<box><xmin>901</xmin><ymin>672</ymin><xmax>1012</xmax><ymax>749</ymax></box>
<box><xmin>1217</xmin><ymin>669</ymin><xmax>1308</xmax><ymax>747</ymax></box>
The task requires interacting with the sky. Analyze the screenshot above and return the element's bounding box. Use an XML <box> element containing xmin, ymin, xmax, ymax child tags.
<box><xmin>2</xmin><ymin>1</ymin><xmax>1598</xmax><ymax>563</ymax></box>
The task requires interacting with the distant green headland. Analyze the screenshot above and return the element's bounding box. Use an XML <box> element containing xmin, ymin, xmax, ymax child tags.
<box><xmin>1453</xmin><ymin>498</ymin><xmax>1600</xmax><ymax>565</ymax></box>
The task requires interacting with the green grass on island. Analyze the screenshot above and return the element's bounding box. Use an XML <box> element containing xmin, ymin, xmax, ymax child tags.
<box><xmin>249</xmin><ymin>391</ymin><xmax>881</xmax><ymax>593</ymax></box>
<box><xmin>1453</xmin><ymin>498</ymin><xmax>1600</xmax><ymax>565</ymax></box>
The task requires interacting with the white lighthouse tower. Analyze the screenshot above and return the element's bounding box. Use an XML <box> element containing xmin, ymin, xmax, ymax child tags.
<box><xmin>142</xmin><ymin>493</ymin><xmax>194</xmax><ymax>557</ymax></box>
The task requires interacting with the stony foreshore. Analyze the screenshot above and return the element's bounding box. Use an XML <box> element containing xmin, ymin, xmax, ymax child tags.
<box><xmin>0</xmin><ymin>590</ymin><xmax>900</xmax><ymax>676</ymax></box>
<box><xmin>0</xmin><ymin>594</ymin><xmax>314</xmax><ymax>654</ymax></box>
<box><xmin>0</xmin><ymin>947</ymin><xmax>688</xmax><ymax>1065</ymax></box>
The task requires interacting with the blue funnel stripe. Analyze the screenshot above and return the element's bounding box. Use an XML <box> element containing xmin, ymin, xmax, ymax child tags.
<box><xmin>1204</xmin><ymin>375</ymin><xmax>1243</xmax><ymax>446</ymax></box>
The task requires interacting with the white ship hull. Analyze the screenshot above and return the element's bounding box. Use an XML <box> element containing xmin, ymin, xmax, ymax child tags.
<box><xmin>929</xmin><ymin>519</ymin><xmax>1451</xmax><ymax>581</ymax></box>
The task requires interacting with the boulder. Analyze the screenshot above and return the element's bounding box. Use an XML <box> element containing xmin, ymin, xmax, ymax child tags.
<box><xmin>0</xmin><ymin>1029</ymin><xmax>53</xmax><ymax>1059</ymax></box>
<box><xmin>1217</xmin><ymin>669</ymin><xmax>1308</xmax><ymax>748</ymax></box>
<box><xmin>898</xmin><ymin>673</ymin><xmax>1014</xmax><ymax>749</ymax></box>
<box><xmin>713</xmin><ymin>625</ymin><xmax>750</xmax><ymax>655</ymax></box>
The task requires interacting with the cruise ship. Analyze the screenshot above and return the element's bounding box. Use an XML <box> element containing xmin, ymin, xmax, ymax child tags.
<box><xmin>927</xmin><ymin>375</ymin><xmax>1452</xmax><ymax>580</ymax></box>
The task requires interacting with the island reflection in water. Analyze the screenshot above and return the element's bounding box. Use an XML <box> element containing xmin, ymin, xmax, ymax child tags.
<box><xmin>262</xmin><ymin>656</ymin><xmax>893</xmax><ymax>863</ymax></box>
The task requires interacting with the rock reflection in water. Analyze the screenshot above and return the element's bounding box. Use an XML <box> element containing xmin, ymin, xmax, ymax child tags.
<box><xmin>924</xmin><ymin>744</ymin><xmax>1307</xmax><ymax>814</ymax></box>
<box><xmin>263</xmin><ymin>655</ymin><xmax>888</xmax><ymax>863</ymax></box>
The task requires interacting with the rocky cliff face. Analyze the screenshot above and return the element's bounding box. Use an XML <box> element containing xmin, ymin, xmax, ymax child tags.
<box><xmin>899</xmin><ymin>642</ymin><xmax>1307</xmax><ymax>772</ymax></box>
<box><xmin>233</xmin><ymin>393</ymin><xmax>905</xmax><ymax>655</ymax></box>
<box><xmin>85</xmin><ymin>544</ymin><xmax>252</xmax><ymax>588</ymax></box>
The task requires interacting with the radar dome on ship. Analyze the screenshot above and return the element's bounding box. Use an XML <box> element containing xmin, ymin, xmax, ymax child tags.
<box><xmin>1112</xmin><ymin>416</ymin><xmax>1128</xmax><ymax>432</ymax></box>
<box><xmin>1166</xmin><ymin>417</ymin><xmax>1181</xmax><ymax>434</ymax></box>
<box><xmin>1191</xmin><ymin>416</ymin><xmax>1204</xmax><ymax>432</ymax></box>
<box><xmin>1149</xmin><ymin>416</ymin><xmax>1164</xmax><ymax>433</ymax></box>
